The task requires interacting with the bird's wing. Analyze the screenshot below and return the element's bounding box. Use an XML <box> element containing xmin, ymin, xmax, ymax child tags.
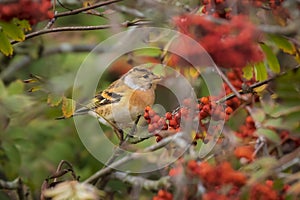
<box><xmin>73</xmin><ymin>89</ymin><xmax>123</xmax><ymax>115</ymax></box>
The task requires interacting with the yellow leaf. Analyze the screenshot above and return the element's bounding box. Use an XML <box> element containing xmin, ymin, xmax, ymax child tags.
<box><xmin>62</xmin><ymin>97</ymin><xmax>75</xmax><ymax>118</ymax></box>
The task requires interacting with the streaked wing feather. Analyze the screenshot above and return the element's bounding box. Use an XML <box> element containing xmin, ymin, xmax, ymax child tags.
<box><xmin>74</xmin><ymin>90</ymin><xmax>122</xmax><ymax>115</ymax></box>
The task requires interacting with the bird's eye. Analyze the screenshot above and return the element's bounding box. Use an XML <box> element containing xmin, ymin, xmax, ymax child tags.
<box><xmin>143</xmin><ymin>74</ymin><xmax>149</xmax><ymax>79</ymax></box>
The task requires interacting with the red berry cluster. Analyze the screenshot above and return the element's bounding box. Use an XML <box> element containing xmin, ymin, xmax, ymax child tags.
<box><xmin>235</xmin><ymin>116</ymin><xmax>256</xmax><ymax>138</ymax></box>
<box><xmin>187</xmin><ymin>161</ymin><xmax>246</xmax><ymax>187</ymax></box>
<box><xmin>168</xmin><ymin>160</ymin><xmax>247</xmax><ymax>199</ymax></box>
<box><xmin>144</xmin><ymin>98</ymin><xmax>233</xmax><ymax>142</ymax></box>
<box><xmin>172</xmin><ymin>14</ymin><xmax>264</xmax><ymax>69</ymax></box>
<box><xmin>166</xmin><ymin>160</ymin><xmax>291</xmax><ymax>200</ymax></box>
<box><xmin>153</xmin><ymin>189</ymin><xmax>173</xmax><ymax>200</ymax></box>
<box><xmin>0</xmin><ymin>0</ymin><xmax>54</xmax><ymax>25</ymax></box>
<box><xmin>224</xmin><ymin>68</ymin><xmax>257</xmax><ymax>110</ymax></box>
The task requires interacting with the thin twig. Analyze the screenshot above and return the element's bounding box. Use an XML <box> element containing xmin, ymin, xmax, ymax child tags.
<box><xmin>109</xmin><ymin>4</ymin><xmax>145</xmax><ymax>18</ymax></box>
<box><xmin>212</xmin><ymin>64</ymin><xmax>244</xmax><ymax>100</ymax></box>
<box><xmin>110</xmin><ymin>172</ymin><xmax>171</xmax><ymax>190</ymax></box>
<box><xmin>54</xmin><ymin>0</ymin><xmax>124</xmax><ymax>18</ymax></box>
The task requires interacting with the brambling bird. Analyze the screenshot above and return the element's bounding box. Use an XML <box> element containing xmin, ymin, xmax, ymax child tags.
<box><xmin>60</xmin><ymin>65</ymin><xmax>162</xmax><ymax>140</ymax></box>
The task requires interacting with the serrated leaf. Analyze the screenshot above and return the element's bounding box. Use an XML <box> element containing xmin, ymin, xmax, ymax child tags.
<box><xmin>256</xmin><ymin>128</ymin><xmax>281</xmax><ymax>144</ymax></box>
<box><xmin>268</xmin><ymin>34</ymin><xmax>295</xmax><ymax>55</ymax></box>
<box><xmin>242</xmin><ymin>65</ymin><xmax>254</xmax><ymax>80</ymax></box>
<box><xmin>254</xmin><ymin>62</ymin><xmax>268</xmax><ymax>81</ymax></box>
<box><xmin>0</xmin><ymin>30</ymin><xmax>13</xmax><ymax>56</ymax></box>
<box><xmin>7</xmin><ymin>80</ymin><xmax>24</xmax><ymax>95</ymax></box>
<box><xmin>62</xmin><ymin>97</ymin><xmax>75</xmax><ymax>118</ymax></box>
<box><xmin>47</xmin><ymin>93</ymin><xmax>63</xmax><ymax>107</ymax></box>
<box><xmin>0</xmin><ymin>21</ymin><xmax>25</xmax><ymax>41</ymax></box>
<box><xmin>260</xmin><ymin>43</ymin><xmax>280</xmax><ymax>73</ymax></box>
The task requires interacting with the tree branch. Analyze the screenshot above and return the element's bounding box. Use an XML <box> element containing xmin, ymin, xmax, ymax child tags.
<box><xmin>11</xmin><ymin>20</ymin><xmax>151</xmax><ymax>45</ymax></box>
<box><xmin>54</xmin><ymin>0</ymin><xmax>124</xmax><ymax>18</ymax></box>
<box><xmin>110</xmin><ymin>172</ymin><xmax>171</xmax><ymax>191</ymax></box>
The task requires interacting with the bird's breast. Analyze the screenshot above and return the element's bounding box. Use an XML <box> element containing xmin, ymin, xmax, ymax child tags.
<box><xmin>129</xmin><ymin>89</ymin><xmax>155</xmax><ymax>114</ymax></box>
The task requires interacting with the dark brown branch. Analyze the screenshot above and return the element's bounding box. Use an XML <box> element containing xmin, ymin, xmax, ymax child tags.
<box><xmin>54</xmin><ymin>0</ymin><xmax>124</xmax><ymax>18</ymax></box>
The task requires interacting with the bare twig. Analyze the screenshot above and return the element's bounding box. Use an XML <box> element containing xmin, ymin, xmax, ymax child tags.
<box><xmin>212</xmin><ymin>64</ymin><xmax>245</xmax><ymax>100</ymax></box>
<box><xmin>109</xmin><ymin>4</ymin><xmax>145</xmax><ymax>18</ymax></box>
<box><xmin>110</xmin><ymin>172</ymin><xmax>171</xmax><ymax>190</ymax></box>
<box><xmin>54</xmin><ymin>0</ymin><xmax>124</xmax><ymax>18</ymax></box>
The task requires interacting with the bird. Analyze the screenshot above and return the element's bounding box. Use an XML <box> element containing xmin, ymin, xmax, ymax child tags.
<box><xmin>58</xmin><ymin>65</ymin><xmax>162</xmax><ymax>141</ymax></box>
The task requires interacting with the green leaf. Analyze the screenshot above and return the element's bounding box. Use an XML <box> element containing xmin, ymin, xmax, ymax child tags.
<box><xmin>62</xmin><ymin>97</ymin><xmax>75</xmax><ymax>118</ymax></box>
<box><xmin>275</xmin><ymin>67</ymin><xmax>300</xmax><ymax>105</ymax></box>
<box><xmin>2</xmin><ymin>95</ymin><xmax>33</xmax><ymax>113</ymax></box>
<box><xmin>0</xmin><ymin>21</ymin><xmax>25</xmax><ymax>41</ymax></box>
<box><xmin>133</xmin><ymin>48</ymin><xmax>162</xmax><ymax>57</ymax></box>
<box><xmin>7</xmin><ymin>80</ymin><xmax>24</xmax><ymax>95</ymax></box>
<box><xmin>0</xmin><ymin>30</ymin><xmax>13</xmax><ymax>56</ymax></box>
<box><xmin>250</xmin><ymin>107</ymin><xmax>265</xmax><ymax>123</ymax></box>
<box><xmin>47</xmin><ymin>93</ymin><xmax>63</xmax><ymax>107</ymax></box>
<box><xmin>254</xmin><ymin>62</ymin><xmax>268</xmax><ymax>81</ymax></box>
<box><xmin>268</xmin><ymin>34</ymin><xmax>295</xmax><ymax>55</ymax></box>
<box><xmin>256</xmin><ymin>128</ymin><xmax>281</xmax><ymax>144</ymax></box>
<box><xmin>242</xmin><ymin>65</ymin><xmax>254</xmax><ymax>80</ymax></box>
<box><xmin>260</xmin><ymin>43</ymin><xmax>280</xmax><ymax>74</ymax></box>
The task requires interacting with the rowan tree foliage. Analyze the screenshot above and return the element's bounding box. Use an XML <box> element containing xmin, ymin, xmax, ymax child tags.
<box><xmin>0</xmin><ymin>0</ymin><xmax>300</xmax><ymax>200</ymax></box>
